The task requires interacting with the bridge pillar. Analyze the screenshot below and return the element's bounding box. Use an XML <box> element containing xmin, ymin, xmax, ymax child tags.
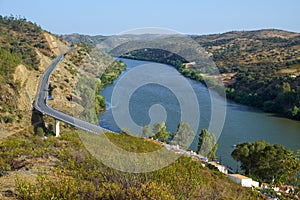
<box><xmin>55</xmin><ymin>119</ymin><xmax>60</xmax><ymax>137</ymax></box>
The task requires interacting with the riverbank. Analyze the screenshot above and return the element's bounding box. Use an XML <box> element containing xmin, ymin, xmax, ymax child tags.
<box><xmin>95</xmin><ymin>59</ymin><xmax>126</xmax><ymax>114</ymax></box>
<box><xmin>119</xmin><ymin>52</ymin><xmax>300</xmax><ymax>122</ymax></box>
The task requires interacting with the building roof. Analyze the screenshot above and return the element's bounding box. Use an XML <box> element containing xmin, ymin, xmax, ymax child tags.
<box><xmin>208</xmin><ymin>161</ymin><xmax>225</xmax><ymax>168</ymax></box>
<box><xmin>228</xmin><ymin>174</ymin><xmax>252</xmax><ymax>180</ymax></box>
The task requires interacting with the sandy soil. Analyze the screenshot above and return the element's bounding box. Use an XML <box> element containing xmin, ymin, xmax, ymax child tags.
<box><xmin>43</xmin><ymin>32</ymin><xmax>69</xmax><ymax>56</ymax></box>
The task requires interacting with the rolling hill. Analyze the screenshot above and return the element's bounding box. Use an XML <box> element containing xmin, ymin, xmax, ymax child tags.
<box><xmin>0</xmin><ymin>16</ymin><xmax>261</xmax><ymax>199</ymax></box>
<box><xmin>63</xmin><ymin>29</ymin><xmax>300</xmax><ymax>120</ymax></box>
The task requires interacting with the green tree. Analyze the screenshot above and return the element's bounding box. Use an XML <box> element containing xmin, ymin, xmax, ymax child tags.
<box><xmin>152</xmin><ymin>122</ymin><xmax>170</xmax><ymax>142</ymax></box>
<box><xmin>197</xmin><ymin>129</ymin><xmax>218</xmax><ymax>160</ymax></box>
<box><xmin>95</xmin><ymin>95</ymin><xmax>106</xmax><ymax>113</ymax></box>
<box><xmin>232</xmin><ymin>140</ymin><xmax>268</xmax><ymax>175</ymax></box>
<box><xmin>170</xmin><ymin>122</ymin><xmax>195</xmax><ymax>149</ymax></box>
<box><xmin>232</xmin><ymin>140</ymin><xmax>300</xmax><ymax>184</ymax></box>
<box><xmin>288</xmin><ymin>105</ymin><xmax>299</xmax><ymax>119</ymax></box>
<box><xmin>282</xmin><ymin>82</ymin><xmax>291</xmax><ymax>93</ymax></box>
<box><xmin>208</xmin><ymin>143</ymin><xmax>218</xmax><ymax>161</ymax></box>
<box><xmin>141</xmin><ymin>125</ymin><xmax>152</xmax><ymax>138</ymax></box>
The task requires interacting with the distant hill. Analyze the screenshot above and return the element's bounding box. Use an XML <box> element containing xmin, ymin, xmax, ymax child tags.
<box><xmin>61</xmin><ymin>33</ymin><xmax>107</xmax><ymax>46</ymax></box>
<box><xmin>64</xmin><ymin>29</ymin><xmax>300</xmax><ymax>73</ymax></box>
<box><xmin>192</xmin><ymin>29</ymin><xmax>300</xmax><ymax>72</ymax></box>
<box><xmin>65</xmin><ymin>29</ymin><xmax>300</xmax><ymax>120</ymax></box>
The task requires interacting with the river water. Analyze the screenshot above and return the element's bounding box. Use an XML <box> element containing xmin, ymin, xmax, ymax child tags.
<box><xmin>99</xmin><ymin>58</ymin><xmax>300</xmax><ymax>169</ymax></box>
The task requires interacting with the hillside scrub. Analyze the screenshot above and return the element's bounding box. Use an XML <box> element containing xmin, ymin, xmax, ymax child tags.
<box><xmin>0</xmin><ymin>15</ymin><xmax>58</xmax><ymax>125</ymax></box>
<box><xmin>0</xmin><ymin>128</ymin><xmax>260</xmax><ymax>199</ymax></box>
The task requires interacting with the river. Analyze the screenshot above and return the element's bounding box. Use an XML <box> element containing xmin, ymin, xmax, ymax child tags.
<box><xmin>99</xmin><ymin>58</ymin><xmax>300</xmax><ymax>169</ymax></box>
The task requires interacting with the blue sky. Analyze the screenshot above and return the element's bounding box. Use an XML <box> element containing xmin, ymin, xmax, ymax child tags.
<box><xmin>0</xmin><ymin>0</ymin><xmax>299</xmax><ymax>35</ymax></box>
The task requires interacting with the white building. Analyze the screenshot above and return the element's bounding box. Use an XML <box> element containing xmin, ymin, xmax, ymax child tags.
<box><xmin>208</xmin><ymin>161</ymin><xmax>228</xmax><ymax>174</ymax></box>
<box><xmin>228</xmin><ymin>174</ymin><xmax>259</xmax><ymax>188</ymax></box>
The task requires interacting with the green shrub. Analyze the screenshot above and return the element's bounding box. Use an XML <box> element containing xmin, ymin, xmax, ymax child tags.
<box><xmin>36</xmin><ymin>127</ymin><xmax>45</xmax><ymax>137</ymax></box>
<box><xmin>4</xmin><ymin>116</ymin><xmax>14</xmax><ymax>123</ymax></box>
<box><xmin>64</xmin><ymin>78</ymin><xmax>70</xmax><ymax>83</ymax></box>
<box><xmin>16</xmin><ymin>173</ymin><xmax>82</xmax><ymax>200</ymax></box>
<box><xmin>17</xmin><ymin>113</ymin><xmax>23</xmax><ymax>119</ymax></box>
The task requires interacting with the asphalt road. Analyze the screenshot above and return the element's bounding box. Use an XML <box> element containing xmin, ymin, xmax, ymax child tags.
<box><xmin>34</xmin><ymin>51</ymin><xmax>110</xmax><ymax>134</ymax></box>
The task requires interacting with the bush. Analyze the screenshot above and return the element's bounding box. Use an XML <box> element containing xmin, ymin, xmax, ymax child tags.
<box><xmin>4</xmin><ymin>116</ymin><xmax>14</xmax><ymax>123</ymax></box>
<box><xmin>17</xmin><ymin>113</ymin><xmax>23</xmax><ymax>119</ymax></box>
<box><xmin>16</xmin><ymin>173</ymin><xmax>82</xmax><ymax>200</ymax></box>
<box><xmin>36</xmin><ymin>127</ymin><xmax>45</xmax><ymax>137</ymax></box>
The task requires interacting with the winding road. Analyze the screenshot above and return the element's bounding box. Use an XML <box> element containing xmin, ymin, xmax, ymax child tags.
<box><xmin>34</xmin><ymin>51</ymin><xmax>110</xmax><ymax>134</ymax></box>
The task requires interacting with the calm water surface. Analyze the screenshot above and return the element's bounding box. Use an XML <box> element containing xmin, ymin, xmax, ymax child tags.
<box><xmin>99</xmin><ymin>59</ymin><xmax>300</xmax><ymax>168</ymax></box>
